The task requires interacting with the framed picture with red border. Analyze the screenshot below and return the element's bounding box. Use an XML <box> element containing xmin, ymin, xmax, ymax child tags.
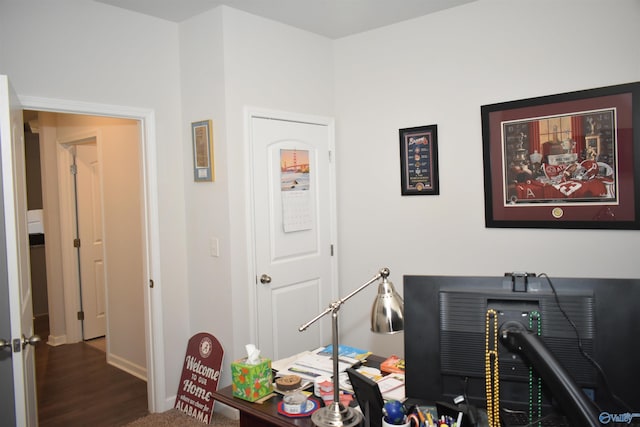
<box><xmin>481</xmin><ymin>82</ymin><xmax>640</xmax><ymax>229</ymax></box>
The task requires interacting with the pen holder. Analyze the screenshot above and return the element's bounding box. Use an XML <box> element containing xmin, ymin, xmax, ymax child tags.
<box><xmin>382</xmin><ymin>417</ymin><xmax>417</xmax><ymax>427</ymax></box>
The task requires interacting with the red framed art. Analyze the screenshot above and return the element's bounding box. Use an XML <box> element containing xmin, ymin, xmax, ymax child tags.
<box><xmin>481</xmin><ymin>82</ymin><xmax>640</xmax><ymax>229</ymax></box>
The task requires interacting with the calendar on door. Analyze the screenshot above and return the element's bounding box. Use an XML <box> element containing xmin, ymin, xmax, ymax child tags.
<box><xmin>280</xmin><ymin>149</ymin><xmax>312</xmax><ymax>232</ymax></box>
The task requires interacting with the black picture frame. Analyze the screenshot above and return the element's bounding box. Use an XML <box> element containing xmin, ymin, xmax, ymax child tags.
<box><xmin>399</xmin><ymin>124</ymin><xmax>439</xmax><ymax>195</ymax></box>
<box><xmin>346</xmin><ymin>368</ymin><xmax>384</xmax><ymax>427</ymax></box>
<box><xmin>481</xmin><ymin>82</ymin><xmax>640</xmax><ymax>229</ymax></box>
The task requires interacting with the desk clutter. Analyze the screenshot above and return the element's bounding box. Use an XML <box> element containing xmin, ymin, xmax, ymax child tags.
<box><xmin>224</xmin><ymin>343</ymin><xmax>487</xmax><ymax>426</ymax></box>
<box><xmin>228</xmin><ymin>343</ymin><xmax>410</xmax><ymax>420</ymax></box>
<box><xmin>383</xmin><ymin>401</ymin><xmax>462</xmax><ymax>427</ymax></box>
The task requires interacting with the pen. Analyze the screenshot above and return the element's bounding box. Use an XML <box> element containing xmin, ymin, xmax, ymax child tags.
<box><xmin>416</xmin><ymin>409</ymin><xmax>425</xmax><ymax>426</ymax></box>
<box><xmin>426</xmin><ymin>412</ymin><xmax>435</xmax><ymax>427</ymax></box>
<box><xmin>456</xmin><ymin>411</ymin><xmax>463</xmax><ymax>427</ymax></box>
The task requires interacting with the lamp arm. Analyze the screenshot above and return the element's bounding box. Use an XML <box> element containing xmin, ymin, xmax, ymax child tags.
<box><xmin>298</xmin><ymin>268</ymin><xmax>388</xmax><ymax>332</ymax></box>
<box><xmin>296</xmin><ymin>268</ymin><xmax>396</xmax><ymax>427</ymax></box>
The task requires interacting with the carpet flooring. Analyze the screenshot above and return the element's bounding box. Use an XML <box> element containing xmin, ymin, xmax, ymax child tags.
<box><xmin>125</xmin><ymin>409</ymin><xmax>239</xmax><ymax>426</ymax></box>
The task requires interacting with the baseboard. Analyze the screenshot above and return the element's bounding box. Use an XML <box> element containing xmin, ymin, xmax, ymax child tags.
<box><xmin>107</xmin><ymin>352</ymin><xmax>147</xmax><ymax>381</ymax></box>
<box><xmin>47</xmin><ymin>334</ymin><xmax>67</xmax><ymax>346</ymax></box>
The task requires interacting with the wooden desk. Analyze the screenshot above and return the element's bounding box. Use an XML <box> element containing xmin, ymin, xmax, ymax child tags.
<box><xmin>212</xmin><ymin>355</ymin><xmax>385</xmax><ymax>427</ymax></box>
<box><xmin>213</xmin><ymin>385</ymin><xmax>315</xmax><ymax>427</ymax></box>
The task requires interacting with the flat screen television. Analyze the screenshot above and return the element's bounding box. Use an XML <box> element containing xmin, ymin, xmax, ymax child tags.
<box><xmin>403</xmin><ymin>274</ymin><xmax>640</xmax><ymax>426</ymax></box>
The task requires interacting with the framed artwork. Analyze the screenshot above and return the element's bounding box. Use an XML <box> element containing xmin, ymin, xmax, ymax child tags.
<box><xmin>191</xmin><ymin>120</ymin><xmax>214</xmax><ymax>182</ymax></box>
<box><xmin>399</xmin><ymin>124</ymin><xmax>439</xmax><ymax>195</ymax></box>
<box><xmin>481</xmin><ymin>82</ymin><xmax>640</xmax><ymax>229</ymax></box>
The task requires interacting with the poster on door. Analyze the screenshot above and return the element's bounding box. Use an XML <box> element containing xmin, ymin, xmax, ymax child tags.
<box><xmin>280</xmin><ymin>149</ymin><xmax>312</xmax><ymax>232</ymax></box>
<box><xmin>175</xmin><ymin>332</ymin><xmax>224</xmax><ymax>424</ymax></box>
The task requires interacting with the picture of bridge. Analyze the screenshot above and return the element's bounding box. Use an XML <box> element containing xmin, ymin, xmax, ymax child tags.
<box><xmin>281</xmin><ymin>149</ymin><xmax>310</xmax><ymax>191</ymax></box>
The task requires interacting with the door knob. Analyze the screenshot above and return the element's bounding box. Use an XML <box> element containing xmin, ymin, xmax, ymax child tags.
<box><xmin>260</xmin><ymin>274</ymin><xmax>272</xmax><ymax>284</ymax></box>
<box><xmin>21</xmin><ymin>334</ymin><xmax>41</xmax><ymax>349</ymax></box>
<box><xmin>0</xmin><ymin>339</ymin><xmax>10</xmax><ymax>351</ymax></box>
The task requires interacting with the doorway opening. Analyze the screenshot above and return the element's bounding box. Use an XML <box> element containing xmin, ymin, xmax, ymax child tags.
<box><xmin>21</xmin><ymin>102</ymin><xmax>163</xmax><ymax>418</ymax></box>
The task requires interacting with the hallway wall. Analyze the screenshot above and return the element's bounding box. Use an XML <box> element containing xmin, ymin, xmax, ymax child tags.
<box><xmin>38</xmin><ymin>113</ymin><xmax>146</xmax><ymax>377</ymax></box>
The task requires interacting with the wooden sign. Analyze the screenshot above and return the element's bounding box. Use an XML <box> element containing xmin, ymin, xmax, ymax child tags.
<box><xmin>175</xmin><ymin>332</ymin><xmax>224</xmax><ymax>424</ymax></box>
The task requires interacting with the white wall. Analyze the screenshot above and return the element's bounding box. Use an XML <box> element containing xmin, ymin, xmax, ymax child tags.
<box><xmin>334</xmin><ymin>0</ymin><xmax>640</xmax><ymax>356</ymax></box>
<box><xmin>179</xmin><ymin>7</ymin><xmax>235</xmax><ymax>385</ymax></box>
<box><xmin>0</xmin><ymin>0</ymin><xmax>189</xmax><ymax>407</ymax></box>
<box><xmin>38</xmin><ymin>113</ymin><xmax>67</xmax><ymax>343</ymax></box>
<box><xmin>51</xmin><ymin>114</ymin><xmax>146</xmax><ymax>375</ymax></box>
<box><xmin>222</xmin><ymin>6</ymin><xmax>335</xmax><ymax>362</ymax></box>
<box><xmin>178</xmin><ymin>5</ymin><xmax>336</xmax><ymax>381</ymax></box>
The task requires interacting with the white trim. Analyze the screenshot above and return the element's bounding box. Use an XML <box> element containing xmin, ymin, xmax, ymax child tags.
<box><xmin>55</xmin><ymin>134</ymin><xmax>90</xmax><ymax>343</ymax></box>
<box><xmin>19</xmin><ymin>95</ymin><xmax>166</xmax><ymax>412</ymax></box>
<box><xmin>46</xmin><ymin>334</ymin><xmax>66</xmax><ymax>347</ymax></box>
<box><xmin>107</xmin><ymin>353</ymin><xmax>147</xmax><ymax>382</ymax></box>
<box><xmin>56</xmin><ymin>131</ymin><xmax>111</xmax><ymax>344</ymax></box>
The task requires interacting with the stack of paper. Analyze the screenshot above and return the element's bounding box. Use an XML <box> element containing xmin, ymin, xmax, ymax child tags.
<box><xmin>273</xmin><ymin>346</ymin><xmax>362</xmax><ymax>381</ymax></box>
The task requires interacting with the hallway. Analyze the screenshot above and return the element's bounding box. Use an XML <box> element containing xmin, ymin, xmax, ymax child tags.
<box><xmin>34</xmin><ymin>316</ymin><xmax>148</xmax><ymax>426</ymax></box>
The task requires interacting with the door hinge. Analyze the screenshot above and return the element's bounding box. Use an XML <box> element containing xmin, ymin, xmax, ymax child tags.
<box><xmin>77</xmin><ymin>311</ymin><xmax>85</xmax><ymax>321</ymax></box>
<box><xmin>73</xmin><ymin>238</ymin><xmax>81</xmax><ymax>248</ymax></box>
<box><xmin>70</xmin><ymin>164</ymin><xmax>77</xmax><ymax>175</ymax></box>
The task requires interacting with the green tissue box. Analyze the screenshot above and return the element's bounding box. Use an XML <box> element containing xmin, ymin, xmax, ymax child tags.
<box><xmin>231</xmin><ymin>357</ymin><xmax>273</xmax><ymax>402</ymax></box>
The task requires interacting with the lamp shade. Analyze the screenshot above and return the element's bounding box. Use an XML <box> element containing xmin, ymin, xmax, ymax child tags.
<box><xmin>370</xmin><ymin>274</ymin><xmax>404</xmax><ymax>334</ymax></box>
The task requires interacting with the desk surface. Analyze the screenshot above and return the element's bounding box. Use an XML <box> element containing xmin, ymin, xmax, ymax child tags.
<box><xmin>212</xmin><ymin>355</ymin><xmax>386</xmax><ymax>427</ymax></box>
<box><xmin>213</xmin><ymin>385</ymin><xmax>314</xmax><ymax>427</ymax></box>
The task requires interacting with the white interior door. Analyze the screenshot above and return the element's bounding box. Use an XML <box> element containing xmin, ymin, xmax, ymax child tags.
<box><xmin>75</xmin><ymin>142</ymin><xmax>106</xmax><ymax>340</ymax></box>
<box><xmin>251</xmin><ymin>114</ymin><xmax>337</xmax><ymax>360</ymax></box>
<box><xmin>0</xmin><ymin>74</ymin><xmax>38</xmax><ymax>426</ymax></box>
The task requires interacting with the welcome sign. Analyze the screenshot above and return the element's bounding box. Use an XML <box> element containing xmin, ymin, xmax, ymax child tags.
<box><xmin>175</xmin><ymin>332</ymin><xmax>224</xmax><ymax>424</ymax></box>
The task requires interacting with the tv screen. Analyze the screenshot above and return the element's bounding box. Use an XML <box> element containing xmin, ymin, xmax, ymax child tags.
<box><xmin>403</xmin><ymin>274</ymin><xmax>640</xmax><ymax>425</ymax></box>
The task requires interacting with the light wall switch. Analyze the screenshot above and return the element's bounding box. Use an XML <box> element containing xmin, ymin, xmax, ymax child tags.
<box><xmin>209</xmin><ymin>237</ymin><xmax>219</xmax><ymax>257</ymax></box>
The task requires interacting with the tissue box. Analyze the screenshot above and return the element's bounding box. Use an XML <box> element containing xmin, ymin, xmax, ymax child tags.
<box><xmin>231</xmin><ymin>357</ymin><xmax>273</xmax><ymax>402</ymax></box>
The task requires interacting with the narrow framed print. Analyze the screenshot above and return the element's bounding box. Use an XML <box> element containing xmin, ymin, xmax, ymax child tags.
<box><xmin>481</xmin><ymin>82</ymin><xmax>640</xmax><ymax>229</ymax></box>
<box><xmin>399</xmin><ymin>124</ymin><xmax>439</xmax><ymax>195</ymax></box>
<box><xmin>192</xmin><ymin>120</ymin><xmax>214</xmax><ymax>182</ymax></box>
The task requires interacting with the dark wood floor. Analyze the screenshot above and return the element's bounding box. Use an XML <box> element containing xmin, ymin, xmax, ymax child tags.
<box><xmin>35</xmin><ymin>316</ymin><xmax>149</xmax><ymax>426</ymax></box>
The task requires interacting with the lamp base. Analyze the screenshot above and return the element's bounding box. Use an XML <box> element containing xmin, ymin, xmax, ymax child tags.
<box><xmin>311</xmin><ymin>402</ymin><xmax>363</xmax><ymax>427</ymax></box>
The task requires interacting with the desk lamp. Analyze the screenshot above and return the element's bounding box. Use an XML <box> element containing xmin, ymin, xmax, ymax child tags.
<box><xmin>299</xmin><ymin>267</ymin><xmax>404</xmax><ymax>427</ymax></box>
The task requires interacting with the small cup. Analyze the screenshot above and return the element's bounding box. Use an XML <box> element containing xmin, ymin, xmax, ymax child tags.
<box><xmin>282</xmin><ymin>391</ymin><xmax>308</xmax><ymax>414</ymax></box>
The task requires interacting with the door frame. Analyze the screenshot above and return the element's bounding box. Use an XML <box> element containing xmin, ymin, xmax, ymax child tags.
<box><xmin>56</xmin><ymin>131</ymin><xmax>103</xmax><ymax>344</ymax></box>
<box><xmin>19</xmin><ymin>95</ymin><xmax>166</xmax><ymax>411</ymax></box>
<box><xmin>244</xmin><ymin>107</ymin><xmax>339</xmax><ymax>348</ymax></box>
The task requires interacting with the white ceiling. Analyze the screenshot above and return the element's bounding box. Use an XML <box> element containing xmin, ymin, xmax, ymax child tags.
<box><xmin>93</xmin><ymin>0</ymin><xmax>476</xmax><ymax>39</ymax></box>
